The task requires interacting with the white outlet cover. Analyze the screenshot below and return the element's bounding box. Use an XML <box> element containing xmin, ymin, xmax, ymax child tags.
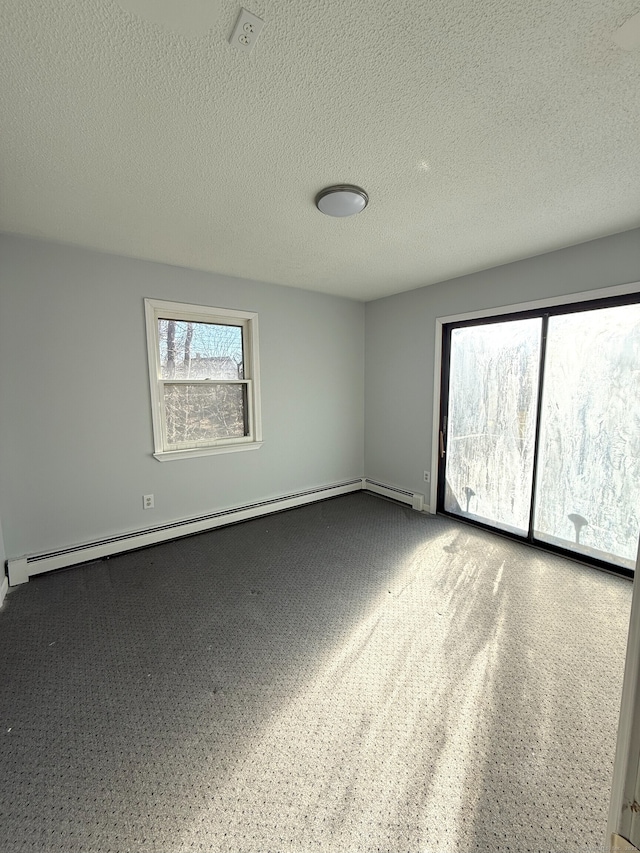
<box><xmin>229</xmin><ymin>8</ymin><xmax>266</xmax><ymax>53</ymax></box>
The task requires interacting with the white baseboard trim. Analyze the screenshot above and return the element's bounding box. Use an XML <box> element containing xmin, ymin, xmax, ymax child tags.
<box><xmin>364</xmin><ymin>479</ymin><xmax>428</xmax><ymax>513</ymax></box>
<box><xmin>7</xmin><ymin>479</ymin><xmax>363</xmax><ymax>585</ymax></box>
<box><xmin>0</xmin><ymin>574</ymin><xmax>8</xmax><ymax>607</ymax></box>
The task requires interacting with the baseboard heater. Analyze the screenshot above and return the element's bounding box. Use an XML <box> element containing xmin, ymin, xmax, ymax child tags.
<box><xmin>364</xmin><ymin>479</ymin><xmax>426</xmax><ymax>513</ymax></box>
<box><xmin>7</xmin><ymin>479</ymin><xmax>363</xmax><ymax>586</ymax></box>
<box><xmin>6</xmin><ymin>477</ymin><xmax>427</xmax><ymax>587</ymax></box>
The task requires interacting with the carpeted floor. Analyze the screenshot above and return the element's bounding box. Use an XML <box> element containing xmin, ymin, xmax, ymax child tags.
<box><xmin>0</xmin><ymin>492</ymin><xmax>632</xmax><ymax>853</ymax></box>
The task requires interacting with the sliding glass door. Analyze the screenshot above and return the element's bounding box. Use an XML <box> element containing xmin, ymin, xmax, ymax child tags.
<box><xmin>443</xmin><ymin>318</ymin><xmax>542</xmax><ymax>536</ymax></box>
<box><xmin>533</xmin><ymin>305</ymin><xmax>640</xmax><ymax>570</ymax></box>
<box><xmin>438</xmin><ymin>296</ymin><xmax>640</xmax><ymax>575</ymax></box>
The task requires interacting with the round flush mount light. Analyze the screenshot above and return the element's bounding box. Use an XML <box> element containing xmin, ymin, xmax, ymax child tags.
<box><xmin>315</xmin><ymin>185</ymin><xmax>369</xmax><ymax>217</ymax></box>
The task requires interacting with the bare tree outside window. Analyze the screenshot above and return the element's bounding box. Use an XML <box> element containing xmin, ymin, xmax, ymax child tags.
<box><xmin>145</xmin><ymin>299</ymin><xmax>261</xmax><ymax>459</ymax></box>
<box><xmin>158</xmin><ymin>319</ymin><xmax>246</xmax><ymax>447</ymax></box>
<box><xmin>158</xmin><ymin>320</ymin><xmax>244</xmax><ymax>380</ymax></box>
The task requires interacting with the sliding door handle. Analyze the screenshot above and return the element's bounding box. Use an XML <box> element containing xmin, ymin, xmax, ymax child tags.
<box><xmin>439</xmin><ymin>430</ymin><xmax>445</xmax><ymax>458</ymax></box>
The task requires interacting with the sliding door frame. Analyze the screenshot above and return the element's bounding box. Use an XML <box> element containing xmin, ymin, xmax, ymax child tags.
<box><xmin>430</xmin><ymin>281</ymin><xmax>640</xmax><ymax>578</ymax></box>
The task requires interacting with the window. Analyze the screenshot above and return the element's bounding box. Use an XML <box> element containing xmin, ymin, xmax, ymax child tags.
<box><xmin>144</xmin><ymin>299</ymin><xmax>262</xmax><ymax>460</ymax></box>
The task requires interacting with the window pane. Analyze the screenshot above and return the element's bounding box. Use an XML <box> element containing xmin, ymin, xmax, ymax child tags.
<box><xmin>158</xmin><ymin>320</ymin><xmax>243</xmax><ymax>380</ymax></box>
<box><xmin>444</xmin><ymin>318</ymin><xmax>542</xmax><ymax>535</ymax></box>
<box><xmin>163</xmin><ymin>384</ymin><xmax>248</xmax><ymax>447</ymax></box>
<box><xmin>533</xmin><ymin>305</ymin><xmax>640</xmax><ymax>570</ymax></box>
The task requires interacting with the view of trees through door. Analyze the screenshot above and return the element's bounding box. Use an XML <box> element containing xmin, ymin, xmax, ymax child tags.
<box><xmin>439</xmin><ymin>297</ymin><xmax>640</xmax><ymax>574</ymax></box>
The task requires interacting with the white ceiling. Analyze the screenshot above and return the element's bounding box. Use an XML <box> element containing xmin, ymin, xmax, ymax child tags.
<box><xmin>1</xmin><ymin>0</ymin><xmax>639</xmax><ymax>301</ymax></box>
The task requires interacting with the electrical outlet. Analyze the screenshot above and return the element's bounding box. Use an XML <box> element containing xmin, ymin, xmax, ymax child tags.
<box><xmin>143</xmin><ymin>494</ymin><xmax>154</xmax><ymax>510</ymax></box>
<box><xmin>424</xmin><ymin>471</ymin><xmax>430</xmax><ymax>483</ymax></box>
<box><xmin>229</xmin><ymin>8</ymin><xmax>265</xmax><ymax>53</ymax></box>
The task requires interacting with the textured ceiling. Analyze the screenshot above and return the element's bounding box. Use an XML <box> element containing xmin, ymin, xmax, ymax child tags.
<box><xmin>1</xmin><ymin>0</ymin><xmax>639</xmax><ymax>301</ymax></box>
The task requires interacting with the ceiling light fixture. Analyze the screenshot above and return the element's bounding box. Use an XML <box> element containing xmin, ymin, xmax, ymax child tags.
<box><xmin>315</xmin><ymin>185</ymin><xmax>369</xmax><ymax>217</ymax></box>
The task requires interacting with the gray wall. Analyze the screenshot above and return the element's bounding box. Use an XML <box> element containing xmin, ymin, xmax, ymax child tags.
<box><xmin>0</xmin><ymin>512</ymin><xmax>5</xmax><ymax>609</ymax></box>
<box><xmin>2</xmin><ymin>228</ymin><xmax>638</xmax><ymax>561</ymax></box>
<box><xmin>0</xmin><ymin>235</ymin><xmax>365</xmax><ymax>559</ymax></box>
<box><xmin>0</xmin><ymin>513</ymin><xmax>5</xmax><ymax>576</ymax></box>
<box><xmin>365</xmin><ymin>228</ymin><xmax>640</xmax><ymax>503</ymax></box>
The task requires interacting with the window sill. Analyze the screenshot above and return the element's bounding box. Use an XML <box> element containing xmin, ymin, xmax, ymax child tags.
<box><xmin>153</xmin><ymin>442</ymin><xmax>263</xmax><ymax>462</ymax></box>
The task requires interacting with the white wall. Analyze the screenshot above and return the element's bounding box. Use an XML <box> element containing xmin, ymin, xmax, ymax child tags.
<box><xmin>365</xmin><ymin>228</ymin><xmax>640</xmax><ymax>502</ymax></box>
<box><xmin>0</xmin><ymin>513</ymin><xmax>6</xmax><ymax>605</ymax></box>
<box><xmin>0</xmin><ymin>235</ymin><xmax>365</xmax><ymax>560</ymax></box>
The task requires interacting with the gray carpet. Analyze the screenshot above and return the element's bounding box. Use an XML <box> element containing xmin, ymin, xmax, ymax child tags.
<box><xmin>0</xmin><ymin>493</ymin><xmax>632</xmax><ymax>853</ymax></box>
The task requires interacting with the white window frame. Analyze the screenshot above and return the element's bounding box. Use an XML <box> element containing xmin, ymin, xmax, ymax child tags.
<box><xmin>144</xmin><ymin>298</ymin><xmax>263</xmax><ymax>461</ymax></box>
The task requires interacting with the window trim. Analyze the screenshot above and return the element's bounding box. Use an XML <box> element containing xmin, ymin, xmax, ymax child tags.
<box><xmin>144</xmin><ymin>298</ymin><xmax>263</xmax><ymax>461</ymax></box>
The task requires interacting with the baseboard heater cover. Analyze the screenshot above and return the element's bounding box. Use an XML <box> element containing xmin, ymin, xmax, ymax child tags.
<box><xmin>364</xmin><ymin>479</ymin><xmax>426</xmax><ymax>513</ymax></box>
<box><xmin>611</xmin><ymin>834</ymin><xmax>640</xmax><ymax>852</ymax></box>
<box><xmin>7</xmin><ymin>479</ymin><xmax>363</xmax><ymax>585</ymax></box>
